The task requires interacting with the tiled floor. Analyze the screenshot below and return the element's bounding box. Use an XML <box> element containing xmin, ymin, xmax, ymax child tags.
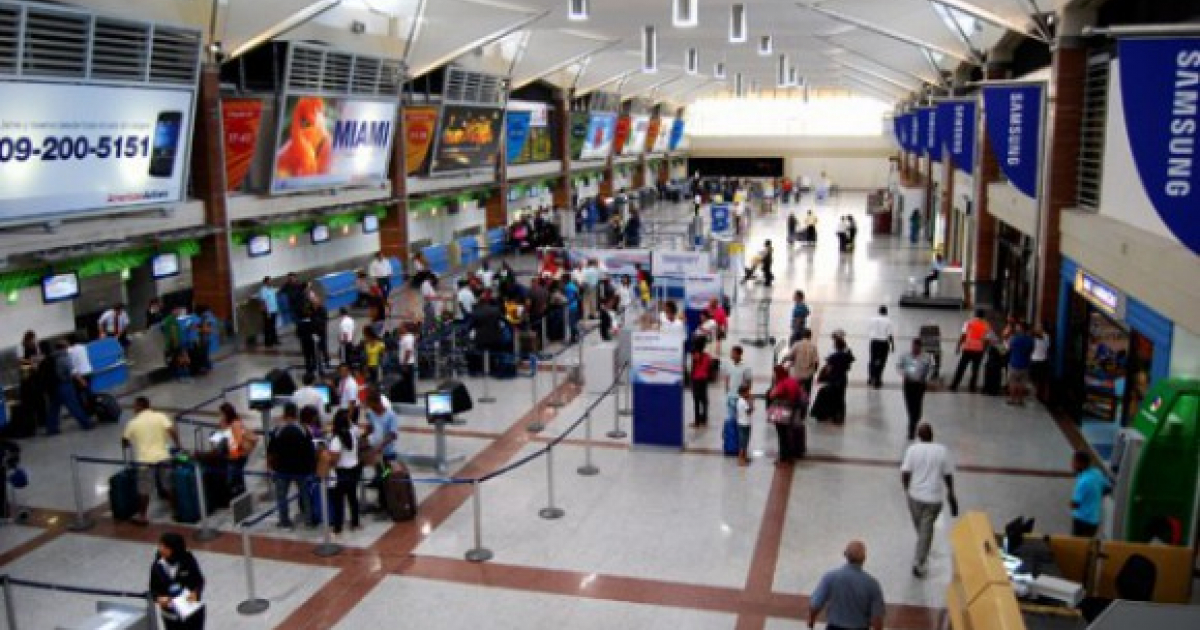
<box><xmin>0</xmin><ymin>193</ymin><xmax>1094</xmax><ymax>629</ymax></box>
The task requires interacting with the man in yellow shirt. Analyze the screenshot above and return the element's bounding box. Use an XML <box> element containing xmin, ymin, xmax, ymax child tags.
<box><xmin>121</xmin><ymin>396</ymin><xmax>181</xmax><ymax>525</ymax></box>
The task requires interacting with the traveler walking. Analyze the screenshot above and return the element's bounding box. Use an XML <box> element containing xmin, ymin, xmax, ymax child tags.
<box><xmin>866</xmin><ymin>305</ymin><xmax>895</xmax><ymax>388</ymax></box>
<box><xmin>807</xmin><ymin>540</ymin><xmax>886</xmax><ymax>630</ymax></box>
<box><xmin>122</xmin><ymin>397</ymin><xmax>180</xmax><ymax>525</ymax></box>
<box><xmin>690</xmin><ymin>338</ymin><xmax>714</xmax><ymax>427</ymax></box>
<box><xmin>896</xmin><ymin>339</ymin><xmax>933</xmax><ymax>440</ymax></box>
<box><xmin>811</xmin><ymin>334</ymin><xmax>854</xmax><ymax>424</ymax></box>
<box><xmin>47</xmin><ymin>340</ymin><xmax>94</xmax><ymax>435</ymax></box>
<box><xmin>901</xmin><ymin>423</ymin><xmax>959</xmax><ymax>577</ymax></box>
<box><xmin>790</xmin><ymin>290</ymin><xmax>811</xmax><ymax>342</ymax></box>
<box><xmin>767</xmin><ymin>365</ymin><xmax>805</xmax><ymax>463</ymax></box>
<box><xmin>949</xmin><ymin>310</ymin><xmax>992</xmax><ymax>392</ymax></box>
<box><xmin>787</xmin><ymin>330</ymin><xmax>820</xmax><ymax>418</ymax></box>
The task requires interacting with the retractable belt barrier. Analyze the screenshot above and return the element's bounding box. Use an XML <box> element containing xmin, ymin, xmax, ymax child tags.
<box><xmin>0</xmin><ymin>574</ymin><xmax>159</xmax><ymax>630</ymax></box>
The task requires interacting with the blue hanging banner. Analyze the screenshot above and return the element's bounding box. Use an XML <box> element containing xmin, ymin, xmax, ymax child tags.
<box><xmin>923</xmin><ymin>107</ymin><xmax>942</xmax><ymax>161</ymax></box>
<box><xmin>505</xmin><ymin>110</ymin><xmax>532</xmax><ymax>163</ymax></box>
<box><xmin>893</xmin><ymin>114</ymin><xmax>906</xmax><ymax>148</ymax></box>
<box><xmin>1117</xmin><ymin>37</ymin><xmax>1200</xmax><ymax>256</ymax></box>
<box><xmin>910</xmin><ymin>111</ymin><xmax>922</xmax><ymax>154</ymax></box>
<box><xmin>668</xmin><ymin>118</ymin><xmax>686</xmax><ymax>150</ymax></box>
<box><xmin>982</xmin><ymin>83</ymin><xmax>1043</xmax><ymax>198</ymax></box>
<box><xmin>938</xmin><ymin>100</ymin><xmax>977</xmax><ymax>175</ymax></box>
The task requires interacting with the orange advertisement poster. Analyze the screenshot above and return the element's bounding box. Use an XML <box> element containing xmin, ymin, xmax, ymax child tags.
<box><xmin>405</xmin><ymin>106</ymin><xmax>439</xmax><ymax>175</ymax></box>
<box><xmin>613</xmin><ymin>115</ymin><xmax>632</xmax><ymax>156</ymax></box>
<box><xmin>221</xmin><ymin>98</ymin><xmax>264</xmax><ymax>191</ymax></box>
<box><xmin>644</xmin><ymin>117</ymin><xmax>662</xmax><ymax>153</ymax></box>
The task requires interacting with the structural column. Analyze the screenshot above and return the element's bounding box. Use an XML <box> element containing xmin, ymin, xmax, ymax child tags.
<box><xmin>972</xmin><ymin>60</ymin><xmax>1010</xmax><ymax>300</ymax></box>
<box><xmin>553</xmin><ymin>91</ymin><xmax>573</xmax><ymax>209</ymax></box>
<box><xmin>190</xmin><ymin>64</ymin><xmax>236</xmax><ymax>323</ymax></box>
<box><xmin>382</xmin><ymin>104</ymin><xmax>411</xmax><ymax>264</ymax></box>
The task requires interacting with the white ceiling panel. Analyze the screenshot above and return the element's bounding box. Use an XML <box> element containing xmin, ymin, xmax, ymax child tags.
<box><xmin>405</xmin><ymin>0</ymin><xmax>541</xmax><ymax>78</ymax></box>
<box><xmin>511</xmin><ymin>28</ymin><xmax>618</xmax><ymax>88</ymax></box>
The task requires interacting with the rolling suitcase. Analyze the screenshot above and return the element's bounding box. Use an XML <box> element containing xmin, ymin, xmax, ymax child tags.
<box><xmin>380</xmin><ymin>461</ymin><xmax>417</xmax><ymax>522</ymax></box>
<box><xmin>92</xmin><ymin>393</ymin><xmax>122</xmax><ymax>424</ymax></box>
<box><xmin>108</xmin><ymin>466</ymin><xmax>140</xmax><ymax>521</ymax></box>
<box><xmin>171</xmin><ymin>461</ymin><xmax>202</xmax><ymax>524</ymax></box>
<box><xmin>722</xmin><ymin>418</ymin><xmax>740</xmax><ymax>456</ymax></box>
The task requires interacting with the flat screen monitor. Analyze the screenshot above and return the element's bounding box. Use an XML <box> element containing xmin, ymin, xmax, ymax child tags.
<box><xmin>426</xmin><ymin>390</ymin><xmax>454</xmax><ymax>423</ymax></box>
<box><xmin>312</xmin><ymin>384</ymin><xmax>332</xmax><ymax>407</ymax></box>
<box><xmin>362</xmin><ymin>214</ymin><xmax>379</xmax><ymax>234</ymax></box>
<box><xmin>310</xmin><ymin>224</ymin><xmax>330</xmax><ymax>244</ymax></box>
<box><xmin>41</xmin><ymin>272</ymin><xmax>80</xmax><ymax>304</ymax></box>
<box><xmin>247</xmin><ymin>380</ymin><xmax>274</xmax><ymax>408</ymax></box>
<box><xmin>150</xmin><ymin>252</ymin><xmax>181</xmax><ymax>279</ymax></box>
<box><xmin>247</xmin><ymin>234</ymin><xmax>272</xmax><ymax>258</ymax></box>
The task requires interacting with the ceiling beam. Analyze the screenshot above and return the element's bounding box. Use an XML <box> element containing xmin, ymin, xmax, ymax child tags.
<box><xmin>226</xmin><ymin>0</ymin><xmax>343</xmax><ymax>62</ymax></box>
<box><xmin>511</xmin><ymin>38</ymin><xmax>624</xmax><ymax>90</ymax></box>
<box><xmin>819</xmin><ymin>36</ymin><xmax>945</xmax><ymax>86</ymax></box>
<box><xmin>840</xmin><ymin>74</ymin><xmax>906</xmax><ymax>102</ymax></box>
<box><xmin>929</xmin><ymin>0</ymin><xmax>1049</xmax><ymax>43</ymax></box>
<box><xmin>408</xmin><ymin>8</ymin><xmax>550</xmax><ymax>78</ymax></box>
<box><xmin>830</xmin><ymin>58</ymin><xmax>922</xmax><ymax>92</ymax></box>
<box><xmin>577</xmin><ymin>67</ymin><xmax>639</xmax><ymax>96</ymax></box>
<box><xmin>795</xmin><ymin>1</ymin><xmax>979</xmax><ymax>65</ymax></box>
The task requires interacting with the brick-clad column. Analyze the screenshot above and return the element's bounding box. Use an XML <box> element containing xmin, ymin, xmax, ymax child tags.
<box><xmin>553</xmin><ymin>92</ymin><xmax>572</xmax><ymax>209</ymax></box>
<box><xmin>940</xmin><ymin>155</ymin><xmax>954</xmax><ymax>259</ymax></box>
<box><xmin>190</xmin><ymin>64</ymin><xmax>236</xmax><ymax>322</ymax></box>
<box><xmin>1036</xmin><ymin>43</ymin><xmax>1088</xmax><ymax>326</ymax></box>
<box><xmin>381</xmin><ymin>104</ymin><xmax>410</xmax><ymax>265</ymax></box>
<box><xmin>633</xmin><ymin>154</ymin><xmax>647</xmax><ymax>189</ymax></box>
<box><xmin>972</xmin><ymin>61</ymin><xmax>1010</xmax><ymax>293</ymax></box>
<box><xmin>484</xmin><ymin>190</ymin><xmax>507</xmax><ymax>230</ymax></box>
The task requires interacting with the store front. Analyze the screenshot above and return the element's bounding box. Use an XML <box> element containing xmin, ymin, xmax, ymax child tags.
<box><xmin>1057</xmin><ymin>258</ymin><xmax>1173</xmax><ymax>459</ymax></box>
<box><xmin>994</xmin><ymin>222</ymin><xmax>1034</xmax><ymax>319</ymax></box>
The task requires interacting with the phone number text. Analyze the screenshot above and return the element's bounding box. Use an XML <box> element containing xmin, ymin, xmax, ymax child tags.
<box><xmin>0</xmin><ymin>135</ymin><xmax>150</xmax><ymax>163</ymax></box>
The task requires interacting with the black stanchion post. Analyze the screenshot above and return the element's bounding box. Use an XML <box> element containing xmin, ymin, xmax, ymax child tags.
<box><xmin>539</xmin><ymin>446</ymin><xmax>565</xmax><ymax>519</ymax></box>
<box><xmin>478</xmin><ymin>350</ymin><xmax>495</xmax><ymax>404</ymax></box>
<box><xmin>464</xmin><ymin>480</ymin><xmax>493</xmax><ymax>563</ymax></box>
<box><xmin>527</xmin><ymin>354</ymin><xmax>545</xmax><ymax>433</ymax></box>
<box><xmin>145</xmin><ymin>591</ymin><xmax>162</xmax><ymax>630</ymax></box>
<box><xmin>67</xmin><ymin>455</ymin><xmax>94</xmax><ymax>532</ymax></box>
<box><xmin>577</xmin><ymin>412</ymin><xmax>600</xmax><ymax>476</ymax></box>
<box><xmin>548</xmin><ymin>345</ymin><xmax>563</xmax><ymax>409</ymax></box>
<box><xmin>3</xmin><ymin>574</ymin><xmax>18</xmax><ymax>630</ymax></box>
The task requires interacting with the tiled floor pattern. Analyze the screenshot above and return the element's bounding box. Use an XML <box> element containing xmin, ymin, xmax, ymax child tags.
<box><xmin>0</xmin><ymin>194</ymin><xmax>1085</xmax><ymax>629</ymax></box>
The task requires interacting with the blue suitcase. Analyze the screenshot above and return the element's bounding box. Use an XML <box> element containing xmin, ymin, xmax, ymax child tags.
<box><xmin>172</xmin><ymin>462</ymin><xmax>202</xmax><ymax>524</ymax></box>
<box><xmin>722</xmin><ymin>419</ymin><xmax>739</xmax><ymax>456</ymax></box>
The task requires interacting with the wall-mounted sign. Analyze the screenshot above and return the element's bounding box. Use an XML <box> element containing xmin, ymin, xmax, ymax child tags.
<box><xmin>982</xmin><ymin>83</ymin><xmax>1044</xmax><ymax>199</ymax></box>
<box><xmin>624</xmin><ymin>115</ymin><xmax>650</xmax><ymax>155</ymax></box>
<box><xmin>579</xmin><ymin>113</ymin><xmax>617</xmax><ymax>160</ymax></box>
<box><xmin>404</xmin><ymin>106</ymin><xmax>439</xmax><ymax>175</ymax></box>
<box><xmin>1075</xmin><ymin>269</ymin><xmax>1125</xmax><ymax>319</ymax></box>
<box><xmin>0</xmin><ymin>83</ymin><xmax>194</xmax><ymax>222</ymax></box>
<box><xmin>430</xmin><ymin>105</ymin><xmax>503</xmax><ymax>173</ymax></box>
<box><xmin>505</xmin><ymin>110</ymin><xmax>532</xmax><ymax>164</ymax></box>
<box><xmin>644</xmin><ymin>117</ymin><xmax>662</xmax><ymax>153</ymax></box>
<box><xmin>1117</xmin><ymin>37</ymin><xmax>1200</xmax><ymax>256</ymax></box>
<box><xmin>569</xmin><ymin>112</ymin><xmax>590</xmax><ymax>160</ymax></box>
<box><xmin>938</xmin><ymin>100</ymin><xmax>977</xmax><ymax>176</ymax></box>
<box><xmin>668</xmin><ymin>118</ymin><xmax>686</xmax><ymax>151</ymax></box>
<box><xmin>271</xmin><ymin>96</ymin><xmax>396</xmax><ymax>193</ymax></box>
<box><xmin>221</xmin><ymin>98</ymin><xmax>264</xmax><ymax>191</ymax></box>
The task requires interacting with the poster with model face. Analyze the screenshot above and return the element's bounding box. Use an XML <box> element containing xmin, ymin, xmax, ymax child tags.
<box><xmin>0</xmin><ymin>83</ymin><xmax>194</xmax><ymax>223</ymax></box>
<box><xmin>271</xmin><ymin>96</ymin><xmax>397</xmax><ymax>192</ymax></box>
<box><xmin>430</xmin><ymin>105</ymin><xmax>503</xmax><ymax>173</ymax></box>
<box><xmin>624</xmin><ymin>115</ymin><xmax>650</xmax><ymax>155</ymax></box>
<box><xmin>579</xmin><ymin>113</ymin><xmax>617</xmax><ymax>160</ymax></box>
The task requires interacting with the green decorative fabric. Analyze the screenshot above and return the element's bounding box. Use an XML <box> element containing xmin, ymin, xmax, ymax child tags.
<box><xmin>0</xmin><ymin>238</ymin><xmax>201</xmax><ymax>290</ymax></box>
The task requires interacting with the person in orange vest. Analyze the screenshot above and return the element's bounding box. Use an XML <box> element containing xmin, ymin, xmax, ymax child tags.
<box><xmin>949</xmin><ymin>310</ymin><xmax>993</xmax><ymax>393</ymax></box>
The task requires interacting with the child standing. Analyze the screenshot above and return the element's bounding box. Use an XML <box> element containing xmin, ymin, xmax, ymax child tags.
<box><xmin>736</xmin><ymin>383</ymin><xmax>754</xmax><ymax>467</ymax></box>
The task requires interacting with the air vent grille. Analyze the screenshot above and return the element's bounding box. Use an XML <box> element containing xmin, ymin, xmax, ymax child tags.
<box><xmin>285</xmin><ymin>43</ymin><xmax>402</xmax><ymax>97</ymax></box>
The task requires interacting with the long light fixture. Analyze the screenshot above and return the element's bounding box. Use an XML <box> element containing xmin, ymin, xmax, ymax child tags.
<box><xmin>672</xmin><ymin>0</ymin><xmax>698</xmax><ymax>28</ymax></box>
<box><xmin>734</xmin><ymin>72</ymin><xmax>744</xmax><ymax>97</ymax></box>
<box><xmin>758</xmin><ymin>35</ymin><xmax>773</xmax><ymax>56</ymax></box>
<box><xmin>568</xmin><ymin>0</ymin><xmax>589</xmax><ymax>21</ymax></box>
<box><xmin>730</xmin><ymin>4</ymin><xmax>747</xmax><ymax>43</ymax></box>
<box><xmin>686</xmin><ymin>47</ymin><xmax>699</xmax><ymax>74</ymax></box>
<box><xmin>642</xmin><ymin>25</ymin><xmax>658</xmax><ymax>73</ymax></box>
<box><xmin>714</xmin><ymin>61</ymin><xmax>726</xmax><ymax>79</ymax></box>
<box><xmin>777</xmin><ymin>53</ymin><xmax>789</xmax><ymax>87</ymax></box>
<box><xmin>788</xmin><ymin>65</ymin><xmax>799</xmax><ymax>87</ymax></box>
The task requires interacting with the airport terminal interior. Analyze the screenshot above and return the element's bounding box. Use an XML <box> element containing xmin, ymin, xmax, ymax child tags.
<box><xmin>1</xmin><ymin>1</ymin><xmax>1200</xmax><ymax>629</ymax></box>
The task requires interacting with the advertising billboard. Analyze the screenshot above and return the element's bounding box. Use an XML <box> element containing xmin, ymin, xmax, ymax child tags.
<box><xmin>579</xmin><ymin>113</ymin><xmax>617</xmax><ymax>160</ymax></box>
<box><xmin>0</xmin><ymin>83</ymin><xmax>194</xmax><ymax>223</ymax></box>
<box><xmin>430</xmin><ymin>105</ymin><xmax>503</xmax><ymax>173</ymax></box>
<box><xmin>644</xmin><ymin>117</ymin><xmax>662</xmax><ymax>153</ymax></box>
<box><xmin>221</xmin><ymin>98</ymin><xmax>264</xmax><ymax>191</ymax></box>
<box><xmin>624</xmin><ymin>115</ymin><xmax>650</xmax><ymax>155</ymax></box>
<box><xmin>271</xmin><ymin>96</ymin><xmax>396</xmax><ymax>193</ymax></box>
<box><xmin>613</xmin><ymin>115</ymin><xmax>632</xmax><ymax>155</ymax></box>
<box><xmin>668</xmin><ymin>118</ymin><xmax>686</xmax><ymax>151</ymax></box>
<box><xmin>653</xmin><ymin>117</ymin><xmax>674</xmax><ymax>153</ymax></box>
<box><xmin>569</xmin><ymin>112</ymin><xmax>590</xmax><ymax>160</ymax></box>
<box><xmin>404</xmin><ymin>106</ymin><xmax>439</xmax><ymax>175</ymax></box>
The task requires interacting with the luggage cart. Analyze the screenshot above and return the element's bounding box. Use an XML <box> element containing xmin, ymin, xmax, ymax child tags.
<box><xmin>741</xmin><ymin>296</ymin><xmax>776</xmax><ymax>348</ymax></box>
<box><xmin>919</xmin><ymin>324</ymin><xmax>943</xmax><ymax>382</ymax></box>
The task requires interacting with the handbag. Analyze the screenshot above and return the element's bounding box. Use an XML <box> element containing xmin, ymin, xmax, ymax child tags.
<box><xmin>767</xmin><ymin>403</ymin><xmax>793</xmax><ymax>424</ymax></box>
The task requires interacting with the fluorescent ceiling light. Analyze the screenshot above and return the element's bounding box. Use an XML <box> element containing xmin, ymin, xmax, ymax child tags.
<box><xmin>714</xmin><ymin>61</ymin><xmax>726</xmax><ymax>79</ymax></box>
<box><xmin>569</xmin><ymin>0</ymin><xmax>589</xmax><ymax>21</ymax></box>
<box><xmin>730</xmin><ymin>4</ymin><xmax>747</xmax><ymax>43</ymax></box>
<box><xmin>758</xmin><ymin>35</ymin><xmax>773</xmax><ymax>55</ymax></box>
<box><xmin>673</xmin><ymin>0</ymin><xmax>698</xmax><ymax>28</ymax></box>
<box><xmin>642</xmin><ymin>25</ymin><xmax>658</xmax><ymax>73</ymax></box>
<box><xmin>686</xmin><ymin>48</ymin><xmax>699</xmax><ymax>74</ymax></box>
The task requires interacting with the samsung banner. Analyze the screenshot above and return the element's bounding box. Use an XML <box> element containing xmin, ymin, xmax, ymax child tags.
<box><xmin>0</xmin><ymin>83</ymin><xmax>194</xmax><ymax>222</ymax></box>
<box><xmin>923</xmin><ymin>107</ymin><xmax>941</xmax><ymax>161</ymax></box>
<box><xmin>938</xmin><ymin>100</ymin><xmax>976</xmax><ymax>175</ymax></box>
<box><xmin>668</xmin><ymin>118</ymin><xmax>686</xmax><ymax>151</ymax></box>
<box><xmin>1116</xmin><ymin>37</ymin><xmax>1200</xmax><ymax>256</ymax></box>
<box><xmin>912</xmin><ymin>109</ymin><xmax>928</xmax><ymax>156</ymax></box>
<box><xmin>982</xmin><ymin>83</ymin><xmax>1043</xmax><ymax>198</ymax></box>
<box><xmin>505</xmin><ymin>110</ymin><xmax>532</xmax><ymax>163</ymax></box>
<box><xmin>271</xmin><ymin>96</ymin><xmax>396</xmax><ymax>193</ymax></box>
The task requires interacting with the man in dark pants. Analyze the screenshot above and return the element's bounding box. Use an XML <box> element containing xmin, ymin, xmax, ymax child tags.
<box><xmin>295</xmin><ymin>302</ymin><xmax>320</xmax><ymax>377</ymax></box>
<box><xmin>866</xmin><ymin>305</ymin><xmax>894</xmax><ymax>388</ymax></box>
<box><xmin>896</xmin><ymin>339</ymin><xmax>932</xmax><ymax>440</ymax></box>
<box><xmin>949</xmin><ymin>310</ymin><xmax>992</xmax><ymax>392</ymax></box>
<box><xmin>760</xmin><ymin>240</ymin><xmax>774</xmax><ymax>286</ymax></box>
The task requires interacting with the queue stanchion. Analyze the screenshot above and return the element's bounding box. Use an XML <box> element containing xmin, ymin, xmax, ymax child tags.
<box><xmin>576</xmin><ymin>412</ymin><xmax>600</xmax><ymax>476</ymax></box>
<box><xmin>527</xmin><ymin>356</ymin><xmax>545</xmax><ymax>433</ymax></box>
<box><xmin>146</xmin><ymin>591</ymin><xmax>162</xmax><ymax>630</ymax></box>
<box><xmin>313</xmin><ymin>479</ymin><xmax>343</xmax><ymax>558</ymax></box>
<box><xmin>193</xmin><ymin>459</ymin><xmax>220</xmax><ymax>542</ymax></box>
<box><xmin>538</xmin><ymin>446</ymin><xmax>565</xmax><ymax>520</ymax></box>
<box><xmin>478</xmin><ymin>350</ymin><xmax>496</xmax><ymax>404</ymax></box>
<box><xmin>2</xmin><ymin>574</ymin><xmax>18</xmax><ymax>630</ymax></box>
<box><xmin>237</xmin><ymin>523</ymin><xmax>270</xmax><ymax>615</ymax></box>
<box><xmin>547</xmin><ymin>344</ymin><xmax>564</xmax><ymax>409</ymax></box>
<box><xmin>67</xmin><ymin>455</ymin><xmax>93</xmax><ymax>532</ymax></box>
<box><xmin>607</xmin><ymin>366</ymin><xmax>628</xmax><ymax>439</ymax></box>
<box><xmin>463</xmin><ymin>480</ymin><xmax>493</xmax><ymax>562</ymax></box>
<box><xmin>539</xmin><ymin>317</ymin><xmax>551</xmax><ymax>360</ymax></box>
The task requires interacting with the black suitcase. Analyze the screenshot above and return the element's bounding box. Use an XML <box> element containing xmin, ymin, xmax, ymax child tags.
<box><xmin>380</xmin><ymin>461</ymin><xmax>417</xmax><ymax>522</ymax></box>
<box><xmin>109</xmin><ymin>466</ymin><xmax>140</xmax><ymax>521</ymax></box>
<box><xmin>2</xmin><ymin>403</ymin><xmax>37</xmax><ymax>439</ymax></box>
<box><xmin>92</xmin><ymin>393</ymin><xmax>122</xmax><ymax>424</ymax></box>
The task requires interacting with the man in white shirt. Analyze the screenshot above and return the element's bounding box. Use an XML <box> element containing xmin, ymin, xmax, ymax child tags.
<box><xmin>98</xmin><ymin>304</ymin><xmax>131</xmax><ymax>347</ymax></box>
<box><xmin>394</xmin><ymin>325</ymin><xmax>418</xmax><ymax>403</ymax></box>
<box><xmin>338</xmin><ymin>308</ymin><xmax>356</xmax><ymax>364</ymax></box>
<box><xmin>292</xmin><ymin>372</ymin><xmax>328</xmax><ymax>420</ymax></box>
<box><xmin>368</xmin><ymin>252</ymin><xmax>393</xmax><ymax>298</ymax></box>
<box><xmin>67</xmin><ymin>335</ymin><xmax>93</xmax><ymax>393</ymax></box>
<box><xmin>866</xmin><ymin>305</ymin><xmax>895</xmax><ymax>389</ymax></box>
<box><xmin>456</xmin><ymin>280</ymin><xmax>477</xmax><ymax>321</ymax></box>
<box><xmin>900</xmin><ymin>423</ymin><xmax>959</xmax><ymax>577</ymax></box>
<box><xmin>337</xmin><ymin>364</ymin><xmax>360</xmax><ymax>412</ymax></box>
<box><xmin>476</xmin><ymin>262</ymin><xmax>494</xmax><ymax>290</ymax></box>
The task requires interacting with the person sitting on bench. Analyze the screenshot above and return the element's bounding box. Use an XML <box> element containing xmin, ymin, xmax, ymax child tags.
<box><xmin>923</xmin><ymin>254</ymin><xmax>945</xmax><ymax>297</ymax></box>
